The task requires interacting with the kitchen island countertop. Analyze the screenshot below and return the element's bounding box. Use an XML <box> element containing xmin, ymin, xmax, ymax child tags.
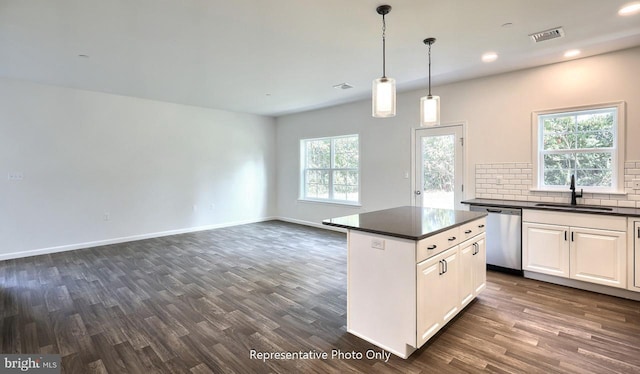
<box><xmin>322</xmin><ymin>206</ymin><xmax>487</xmax><ymax>241</ymax></box>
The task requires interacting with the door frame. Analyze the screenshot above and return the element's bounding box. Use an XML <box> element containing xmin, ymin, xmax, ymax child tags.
<box><xmin>410</xmin><ymin>122</ymin><xmax>468</xmax><ymax>209</ymax></box>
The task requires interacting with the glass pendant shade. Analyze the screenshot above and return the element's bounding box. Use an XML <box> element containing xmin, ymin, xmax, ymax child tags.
<box><xmin>420</xmin><ymin>95</ymin><xmax>440</xmax><ymax>126</ymax></box>
<box><xmin>372</xmin><ymin>77</ymin><xmax>396</xmax><ymax>117</ymax></box>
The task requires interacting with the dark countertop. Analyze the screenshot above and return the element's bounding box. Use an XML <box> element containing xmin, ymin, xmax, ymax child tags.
<box><xmin>322</xmin><ymin>206</ymin><xmax>487</xmax><ymax>241</ymax></box>
<box><xmin>462</xmin><ymin>198</ymin><xmax>640</xmax><ymax>218</ymax></box>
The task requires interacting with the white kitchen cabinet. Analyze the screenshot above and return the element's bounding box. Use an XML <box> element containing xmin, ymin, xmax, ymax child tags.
<box><xmin>473</xmin><ymin>235</ymin><xmax>487</xmax><ymax>295</ymax></box>
<box><xmin>630</xmin><ymin>221</ymin><xmax>640</xmax><ymax>292</ymax></box>
<box><xmin>636</xmin><ymin>222</ymin><xmax>640</xmax><ymax>289</ymax></box>
<box><xmin>571</xmin><ymin>227</ymin><xmax>626</xmax><ymax>288</ymax></box>
<box><xmin>417</xmin><ymin>246</ymin><xmax>459</xmax><ymax>347</ymax></box>
<box><xmin>522</xmin><ymin>210</ymin><xmax>627</xmax><ymax>289</ymax></box>
<box><xmin>459</xmin><ymin>233</ymin><xmax>486</xmax><ymax>307</ymax></box>
<box><xmin>523</xmin><ymin>222</ymin><xmax>570</xmax><ymax>277</ymax></box>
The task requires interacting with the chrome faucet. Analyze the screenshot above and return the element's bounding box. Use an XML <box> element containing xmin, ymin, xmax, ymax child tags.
<box><xmin>570</xmin><ymin>174</ymin><xmax>583</xmax><ymax>205</ymax></box>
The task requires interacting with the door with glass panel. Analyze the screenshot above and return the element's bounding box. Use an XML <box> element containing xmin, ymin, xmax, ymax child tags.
<box><xmin>414</xmin><ymin>125</ymin><xmax>464</xmax><ymax>210</ymax></box>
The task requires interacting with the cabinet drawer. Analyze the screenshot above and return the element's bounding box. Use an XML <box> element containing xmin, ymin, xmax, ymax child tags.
<box><xmin>417</xmin><ymin>227</ymin><xmax>459</xmax><ymax>263</ymax></box>
<box><xmin>522</xmin><ymin>209</ymin><xmax>626</xmax><ymax>231</ymax></box>
<box><xmin>459</xmin><ymin>218</ymin><xmax>486</xmax><ymax>242</ymax></box>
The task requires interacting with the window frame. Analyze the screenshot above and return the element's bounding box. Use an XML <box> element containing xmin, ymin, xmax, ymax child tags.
<box><xmin>531</xmin><ymin>101</ymin><xmax>626</xmax><ymax>193</ymax></box>
<box><xmin>299</xmin><ymin>134</ymin><xmax>361</xmax><ymax>205</ymax></box>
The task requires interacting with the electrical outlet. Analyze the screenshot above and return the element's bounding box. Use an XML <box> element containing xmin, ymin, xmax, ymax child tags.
<box><xmin>496</xmin><ymin>176</ymin><xmax>503</xmax><ymax>185</ymax></box>
<box><xmin>371</xmin><ymin>238</ymin><xmax>385</xmax><ymax>250</ymax></box>
<box><xmin>633</xmin><ymin>179</ymin><xmax>640</xmax><ymax>190</ymax></box>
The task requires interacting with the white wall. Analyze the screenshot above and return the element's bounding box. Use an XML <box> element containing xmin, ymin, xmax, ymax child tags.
<box><xmin>0</xmin><ymin>78</ymin><xmax>277</xmax><ymax>259</ymax></box>
<box><xmin>276</xmin><ymin>46</ymin><xmax>640</xmax><ymax>225</ymax></box>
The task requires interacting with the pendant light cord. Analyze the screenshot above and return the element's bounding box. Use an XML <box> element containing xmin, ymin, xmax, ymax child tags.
<box><xmin>382</xmin><ymin>13</ymin><xmax>387</xmax><ymax>79</ymax></box>
<box><xmin>427</xmin><ymin>42</ymin><xmax>432</xmax><ymax>97</ymax></box>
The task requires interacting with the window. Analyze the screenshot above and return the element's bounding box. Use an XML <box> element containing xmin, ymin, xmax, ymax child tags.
<box><xmin>532</xmin><ymin>102</ymin><xmax>625</xmax><ymax>192</ymax></box>
<box><xmin>300</xmin><ymin>135</ymin><xmax>359</xmax><ymax>204</ymax></box>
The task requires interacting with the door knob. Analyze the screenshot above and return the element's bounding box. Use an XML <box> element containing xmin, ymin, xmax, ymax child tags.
<box><xmin>415</xmin><ymin>190</ymin><xmax>422</xmax><ymax>195</ymax></box>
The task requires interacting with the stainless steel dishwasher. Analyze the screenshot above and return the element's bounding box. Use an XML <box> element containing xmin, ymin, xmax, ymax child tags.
<box><xmin>470</xmin><ymin>205</ymin><xmax>522</xmax><ymax>274</ymax></box>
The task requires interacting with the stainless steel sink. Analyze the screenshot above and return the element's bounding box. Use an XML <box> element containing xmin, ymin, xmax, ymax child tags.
<box><xmin>535</xmin><ymin>203</ymin><xmax>613</xmax><ymax>211</ymax></box>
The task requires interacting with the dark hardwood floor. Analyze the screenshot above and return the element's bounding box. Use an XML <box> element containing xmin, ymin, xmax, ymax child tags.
<box><xmin>1</xmin><ymin>221</ymin><xmax>639</xmax><ymax>373</ymax></box>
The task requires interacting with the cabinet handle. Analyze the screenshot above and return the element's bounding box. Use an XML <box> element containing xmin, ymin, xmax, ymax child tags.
<box><xmin>427</xmin><ymin>245</ymin><xmax>437</xmax><ymax>250</ymax></box>
<box><xmin>438</xmin><ymin>260</ymin><xmax>444</xmax><ymax>275</ymax></box>
<box><xmin>478</xmin><ymin>224</ymin><xmax>485</xmax><ymax>228</ymax></box>
<box><xmin>443</xmin><ymin>259</ymin><xmax>448</xmax><ymax>274</ymax></box>
<box><xmin>448</xmin><ymin>236</ymin><xmax>457</xmax><ymax>241</ymax></box>
<box><xmin>571</xmin><ymin>232</ymin><xmax>574</xmax><ymax>242</ymax></box>
<box><xmin>564</xmin><ymin>231</ymin><xmax>567</xmax><ymax>241</ymax></box>
<box><xmin>465</xmin><ymin>230</ymin><xmax>472</xmax><ymax>234</ymax></box>
<box><xmin>474</xmin><ymin>243</ymin><xmax>479</xmax><ymax>255</ymax></box>
<box><xmin>637</xmin><ymin>227</ymin><xmax>639</xmax><ymax>239</ymax></box>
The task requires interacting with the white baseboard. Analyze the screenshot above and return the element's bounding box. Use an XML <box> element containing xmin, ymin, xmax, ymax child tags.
<box><xmin>276</xmin><ymin>216</ymin><xmax>347</xmax><ymax>233</ymax></box>
<box><xmin>0</xmin><ymin>216</ymin><xmax>278</xmax><ymax>261</ymax></box>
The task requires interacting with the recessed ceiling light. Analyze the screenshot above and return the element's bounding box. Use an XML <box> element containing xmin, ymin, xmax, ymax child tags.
<box><xmin>481</xmin><ymin>52</ymin><xmax>498</xmax><ymax>63</ymax></box>
<box><xmin>564</xmin><ymin>49</ymin><xmax>581</xmax><ymax>58</ymax></box>
<box><xmin>619</xmin><ymin>2</ymin><xmax>640</xmax><ymax>15</ymax></box>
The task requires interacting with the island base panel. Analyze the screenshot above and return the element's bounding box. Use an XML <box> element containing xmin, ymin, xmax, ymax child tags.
<box><xmin>347</xmin><ymin>231</ymin><xmax>417</xmax><ymax>357</ymax></box>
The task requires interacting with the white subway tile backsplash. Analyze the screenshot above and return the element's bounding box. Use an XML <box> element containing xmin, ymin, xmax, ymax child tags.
<box><xmin>600</xmin><ymin>199</ymin><xmax>618</xmax><ymax>206</ymax></box>
<box><xmin>474</xmin><ymin>160</ymin><xmax>640</xmax><ymax>208</ymax></box>
<box><xmin>618</xmin><ymin>200</ymin><xmax>637</xmax><ymax>208</ymax></box>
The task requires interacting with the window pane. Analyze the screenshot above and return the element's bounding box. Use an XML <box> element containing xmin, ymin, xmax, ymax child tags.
<box><xmin>543</xmin><ymin>153</ymin><xmax>571</xmax><ymax>186</ymax></box>
<box><xmin>305</xmin><ymin>170</ymin><xmax>329</xmax><ymax>199</ymax></box>
<box><xmin>332</xmin><ymin>170</ymin><xmax>358</xmax><ymax>202</ymax></box>
<box><xmin>543</xmin><ymin>116</ymin><xmax>574</xmax><ymax>133</ymax></box>
<box><xmin>576</xmin><ymin>169</ymin><xmax>611</xmax><ymax>187</ymax></box>
<box><xmin>543</xmin><ymin>133</ymin><xmax>576</xmax><ymax>150</ymax></box>
<box><xmin>334</xmin><ymin>137</ymin><xmax>359</xmax><ymax>168</ymax></box>
<box><xmin>306</xmin><ymin>140</ymin><xmax>330</xmax><ymax>168</ymax></box>
<box><xmin>576</xmin><ymin>152</ymin><xmax>611</xmax><ymax>170</ymax></box>
<box><xmin>576</xmin><ymin>112</ymin><xmax>613</xmax><ymax>132</ymax></box>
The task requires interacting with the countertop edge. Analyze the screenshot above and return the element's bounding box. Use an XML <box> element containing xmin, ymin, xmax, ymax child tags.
<box><xmin>322</xmin><ymin>211</ymin><xmax>488</xmax><ymax>241</ymax></box>
<box><xmin>462</xmin><ymin>198</ymin><xmax>640</xmax><ymax>218</ymax></box>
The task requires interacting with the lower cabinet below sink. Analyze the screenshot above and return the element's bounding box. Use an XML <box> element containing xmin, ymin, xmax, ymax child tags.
<box><xmin>523</xmin><ymin>209</ymin><xmax>627</xmax><ymax>289</ymax></box>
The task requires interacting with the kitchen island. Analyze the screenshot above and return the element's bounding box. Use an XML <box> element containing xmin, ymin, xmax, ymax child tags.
<box><xmin>323</xmin><ymin>206</ymin><xmax>487</xmax><ymax>358</ymax></box>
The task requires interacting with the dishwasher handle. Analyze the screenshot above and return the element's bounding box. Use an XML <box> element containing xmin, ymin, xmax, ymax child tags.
<box><xmin>486</xmin><ymin>208</ymin><xmax>503</xmax><ymax>213</ymax></box>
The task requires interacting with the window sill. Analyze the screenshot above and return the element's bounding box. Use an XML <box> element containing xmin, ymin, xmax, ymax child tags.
<box><xmin>297</xmin><ymin>198</ymin><xmax>362</xmax><ymax>207</ymax></box>
<box><xmin>528</xmin><ymin>188</ymin><xmax>628</xmax><ymax>196</ymax></box>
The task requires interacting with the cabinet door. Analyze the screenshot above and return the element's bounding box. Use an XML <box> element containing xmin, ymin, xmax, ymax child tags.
<box><xmin>523</xmin><ymin>222</ymin><xmax>570</xmax><ymax>277</ymax></box>
<box><xmin>416</xmin><ymin>255</ymin><xmax>443</xmax><ymax>347</ymax></box>
<box><xmin>473</xmin><ymin>234</ymin><xmax>487</xmax><ymax>295</ymax></box>
<box><xmin>440</xmin><ymin>249</ymin><xmax>460</xmax><ymax>324</ymax></box>
<box><xmin>416</xmin><ymin>246</ymin><xmax>459</xmax><ymax>347</ymax></box>
<box><xmin>570</xmin><ymin>227</ymin><xmax>626</xmax><ymax>288</ymax></box>
<box><xmin>459</xmin><ymin>240</ymin><xmax>475</xmax><ymax>307</ymax></box>
<box><xmin>636</xmin><ymin>222</ymin><xmax>640</xmax><ymax>289</ymax></box>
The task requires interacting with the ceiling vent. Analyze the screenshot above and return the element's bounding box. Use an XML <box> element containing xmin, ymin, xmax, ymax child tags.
<box><xmin>529</xmin><ymin>27</ymin><xmax>565</xmax><ymax>43</ymax></box>
<box><xmin>333</xmin><ymin>83</ymin><xmax>353</xmax><ymax>90</ymax></box>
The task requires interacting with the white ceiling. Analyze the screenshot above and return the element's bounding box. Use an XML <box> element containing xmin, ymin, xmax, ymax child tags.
<box><xmin>1</xmin><ymin>0</ymin><xmax>640</xmax><ymax>117</ymax></box>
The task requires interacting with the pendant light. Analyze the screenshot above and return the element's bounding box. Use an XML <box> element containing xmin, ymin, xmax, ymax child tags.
<box><xmin>420</xmin><ymin>37</ymin><xmax>440</xmax><ymax>126</ymax></box>
<box><xmin>372</xmin><ymin>5</ymin><xmax>396</xmax><ymax>118</ymax></box>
